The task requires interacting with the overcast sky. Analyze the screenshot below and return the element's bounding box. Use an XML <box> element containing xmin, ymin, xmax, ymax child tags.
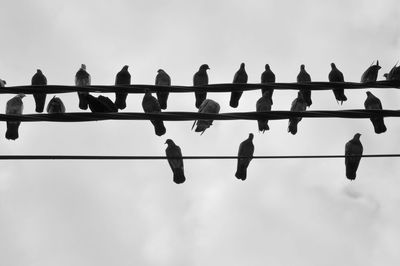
<box><xmin>1</xmin><ymin>0</ymin><xmax>400</xmax><ymax>265</ymax></box>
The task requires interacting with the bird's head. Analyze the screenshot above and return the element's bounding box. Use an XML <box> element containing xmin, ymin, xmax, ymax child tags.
<box><xmin>354</xmin><ymin>133</ymin><xmax>361</xmax><ymax>140</ymax></box>
<box><xmin>157</xmin><ymin>69</ymin><xmax>165</xmax><ymax>73</ymax></box>
<box><xmin>165</xmin><ymin>139</ymin><xmax>174</xmax><ymax>145</ymax></box>
<box><xmin>300</xmin><ymin>64</ymin><xmax>305</xmax><ymax>70</ymax></box>
<box><xmin>17</xmin><ymin>93</ymin><xmax>26</xmax><ymax>99</ymax></box>
<box><xmin>240</xmin><ymin>62</ymin><xmax>245</xmax><ymax>69</ymax></box>
<box><xmin>81</xmin><ymin>64</ymin><xmax>86</xmax><ymax>70</ymax></box>
<box><xmin>37</xmin><ymin>69</ymin><xmax>42</xmax><ymax>74</ymax></box>
<box><xmin>330</xmin><ymin>63</ymin><xmax>336</xmax><ymax>69</ymax></box>
<box><xmin>262</xmin><ymin>90</ymin><xmax>270</xmax><ymax>98</ymax></box>
<box><xmin>383</xmin><ymin>73</ymin><xmax>388</xmax><ymax>79</ymax></box>
<box><xmin>200</xmin><ymin>64</ymin><xmax>210</xmax><ymax>71</ymax></box>
<box><xmin>248</xmin><ymin>133</ymin><xmax>254</xmax><ymax>140</ymax></box>
<box><xmin>122</xmin><ymin>65</ymin><xmax>129</xmax><ymax>70</ymax></box>
<box><xmin>366</xmin><ymin>91</ymin><xmax>372</xmax><ymax>96</ymax></box>
<box><xmin>265</xmin><ymin>64</ymin><xmax>270</xmax><ymax>70</ymax></box>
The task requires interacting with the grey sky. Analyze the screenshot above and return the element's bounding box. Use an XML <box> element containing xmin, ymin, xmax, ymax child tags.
<box><xmin>1</xmin><ymin>0</ymin><xmax>400</xmax><ymax>265</ymax></box>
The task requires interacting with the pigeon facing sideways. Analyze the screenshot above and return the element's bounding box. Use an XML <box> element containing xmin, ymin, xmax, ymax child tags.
<box><xmin>165</xmin><ymin>139</ymin><xmax>186</xmax><ymax>184</ymax></box>
<box><xmin>345</xmin><ymin>133</ymin><xmax>363</xmax><ymax>180</ymax></box>
<box><xmin>115</xmin><ymin>65</ymin><xmax>131</xmax><ymax>110</ymax></box>
<box><xmin>193</xmin><ymin>64</ymin><xmax>210</xmax><ymax>108</ymax></box>
<box><xmin>47</xmin><ymin>96</ymin><xmax>66</xmax><ymax>113</ymax></box>
<box><xmin>155</xmin><ymin>69</ymin><xmax>171</xmax><ymax>110</ymax></box>
<box><xmin>5</xmin><ymin>94</ymin><xmax>25</xmax><ymax>140</ymax></box>
<box><xmin>0</xmin><ymin>78</ymin><xmax>6</xmax><ymax>87</ymax></box>
<box><xmin>31</xmin><ymin>69</ymin><xmax>47</xmax><ymax>113</ymax></box>
<box><xmin>192</xmin><ymin>98</ymin><xmax>220</xmax><ymax>134</ymax></box>
<box><xmin>86</xmin><ymin>94</ymin><xmax>118</xmax><ymax>113</ymax></box>
<box><xmin>261</xmin><ymin>64</ymin><xmax>275</xmax><ymax>104</ymax></box>
<box><xmin>297</xmin><ymin>64</ymin><xmax>312</xmax><ymax>107</ymax></box>
<box><xmin>256</xmin><ymin>91</ymin><xmax>272</xmax><ymax>133</ymax></box>
<box><xmin>361</xmin><ymin>61</ymin><xmax>381</xmax><ymax>83</ymax></box>
<box><xmin>288</xmin><ymin>91</ymin><xmax>307</xmax><ymax>135</ymax></box>
<box><xmin>75</xmin><ymin>64</ymin><xmax>91</xmax><ymax>110</ymax></box>
<box><xmin>329</xmin><ymin>63</ymin><xmax>347</xmax><ymax>104</ymax></box>
<box><xmin>364</xmin><ymin>91</ymin><xmax>386</xmax><ymax>134</ymax></box>
<box><xmin>142</xmin><ymin>90</ymin><xmax>166</xmax><ymax>136</ymax></box>
<box><xmin>235</xmin><ymin>133</ymin><xmax>255</xmax><ymax>181</ymax></box>
<box><xmin>230</xmin><ymin>63</ymin><xmax>248</xmax><ymax>108</ymax></box>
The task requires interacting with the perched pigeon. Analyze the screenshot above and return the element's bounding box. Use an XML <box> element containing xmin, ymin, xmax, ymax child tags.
<box><xmin>261</xmin><ymin>64</ymin><xmax>275</xmax><ymax>104</ymax></box>
<box><xmin>235</xmin><ymin>133</ymin><xmax>255</xmax><ymax>181</ymax></box>
<box><xmin>47</xmin><ymin>96</ymin><xmax>66</xmax><ymax>113</ymax></box>
<box><xmin>383</xmin><ymin>63</ymin><xmax>400</xmax><ymax>81</ymax></box>
<box><xmin>165</xmin><ymin>139</ymin><xmax>186</xmax><ymax>184</ymax></box>
<box><xmin>5</xmin><ymin>94</ymin><xmax>25</xmax><ymax>140</ymax></box>
<box><xmin>256</xmin><ymin>91</ymin><xmax>272</xmax><ymax>133</ymax></box>
<box><xmin>361</xmin><ymin>61</ymin><xmax>381</xmax><ymax>83</ymax></box>
<box><xmin>192</xmin><ymin>98</ymin><xmax>220</xmax><ymax>134</ymax></box>
<box><xmin>31</xmin><ymin>69</ymin><xmax>47</xmax><ymax>113</ymax></box>
<box><xmin>364</xmin><ymin>91</ymin><xmax>386</xmax><ymax>134</ymax></box>
<box><xmin>75</xmin><ymin>64</ymin><xmax>91</xmax><ymax>110</ymax></box>
<box><xmin>155</xmin><ymin>69</ymin><xmax>171</xmax><ymax>110</ymax></box>
<box><xmin>86</xmin><ymin>94</ymin><xmax>118</xmax><ymax>113</ymax></box>
<box><xmin>297</xmin><ymin>64</ymin><xmax>312</xmax><ymax>107</ymax></box>
<box><xmin>230</xmin><ymin>63</ymin><xmax>248</xmax><ymax>108</ymax></box>
<box><xmin>115</xmin><ymin>65</ymin><xmax>131</xmax><ymax>110</ymax></box>
<box><xmin>193</xmin><ymin>64</ymin><xmax>210</xmax><ymax>108</ymax></box>
<box><xmin>288</xmin><ymin>91</ymin><xmax>307</xmax><ymax>135</ymax></box>
<box><xmin>345</xmin><ymin>133</ymin><xmax>363</xmax><ymax>180</ymax></box>
<box><xmin>328</xmin><ymin>63</ymin><xmax>347</xmax><ymax>104</ymax></box>
<box><xmin>142</xmin><ymin>90</ymin><xmax>166</xmax><ymax>136</ymax></box>
<box><xmin>0</xmin><ymin>78</ymin><xmax>6</xmax><ymax>87</ymax></box>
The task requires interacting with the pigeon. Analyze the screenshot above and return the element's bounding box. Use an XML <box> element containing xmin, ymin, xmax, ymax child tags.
<box><xmin>364</xmin><ymin>91</ymin><xmax>386</xmax><ymax>134</ymax></box>
<box><xmin>383</xmin><ymin>63</ymin><xmax>400</xmax><ymax>81</ymax></box>
<box><xmin>193</xmin><ymin>64</ymin><xmax>210</xmax><ymax>108</ymax></box>
<box><xmin>5</xmin><ymin>94</ymin><xmax>25</xmax><ymax>140</ymax></box>
<box><xmin>86</xmin><ymin>94</ymin><xmax>118</xmax><ymax>113</ymax></box>
<box><xmin>261</xmin><ymin>64</ymin><xmax>275</xmax><ymax>104</ymax></box>
<box><xmin>328</xmin><ymin>63</ymin><xmax>347</xmax><ymax>104</ymax></box>
<box><xmin>345</xmin><ymin>133</ymin><xmax>363</xmax><ymax>180</ymax></box>
<box><xmin>230</xmin><ymin>63</ymin><xmax>248</xmax><ymax>108</ymax></box>
<box><xmin>235</xmin><ymin>133</ymin><xmax>255</xmax><ymax>181</ymax></box>
<box><xmin>46</xmin><ymin>96</ymin><xmax>66</xmax><ymax>113</ymax></box>
<box><xmin>142</xmin><ymin>90</ymin><xmax>166</xmax><ymax>136</ymax></box>
<box><xmin>115</xmin><ymin>65</ymin><xmax>131</xmax><ymax>110</ymax></box>
<box><xmin>75</xmin><ymin>64</ymin><xmax>91</xmax><ymax>110</ymax></box>
<box><xmin>155</xmin><ymin>69</ymin><xmax>171</xmax><ymax>110</ymax></box>
<box><xmin>256</xmin><ymin>91</ymin><xmax>272</xmax><ymax>132</ymax></box>
<box><xmin>31</xmin><ymin>69</ymin><xmax>47</xmax><ymax>113</ymax></box>
<box><xmin>288</xmin><ymin>91</ymin><xmax>307</xmax><ymax>135</ymax></box>
<box><xmin>165</xmin><ymin>139</ymin><xmax>186</xmax><ymax>184</ymax></box>
<box><xmin>297</xmin><ymin>64</ymin><xmax>312</xmax><ymax>107</ymax></box>
<box><xmin>192</xmin><ymin>98</ymin><xmax>220</xmax><ymax>134</ymax></box>
<box><xmin>0</xmin><ymin>78</ymin><xmax>6</xmax><ymax>87</ymax></box>
<box><xmin>361</xmin><ymin>61</ymin><xmax>381</xmax><ymax>83</ymax></box>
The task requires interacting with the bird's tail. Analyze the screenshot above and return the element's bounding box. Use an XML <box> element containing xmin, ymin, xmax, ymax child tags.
<box><xmin>173</xmin><ymin>168</ymin><xmax>186</xmax><ymax>184</ymax></box>
<box><xmin>346</xmin><ymin>168</ymin><xmax>356</xmax><ymax>180</ymax></box>
<box><xmin>333</xmin><ymin>89</ymin><xmax>347</xmax><ymax>105</ymax></box>
<box><xmin>371</xmin><ymin>118</ymin><xmax>387</xmax><ymax>134</ymax></box>
<box><xmin>195</xmin><ymin>120</ymin><xmax>211</xmax><ymax>134</ymax></box>
<box><xmin>230</xmin><ymin>91</ymin><xmax>243</xmax><ymax>108</ymax></box>
<box><xmin>235</xmin><ymin>166</ymin><xmax>247</xmax><ymax>181</ymax></box>
<box><xmin>151</xmin><ymin>120</ymin><xmax>166</xmax><ymax>136</ymax></box>
<box><xmin>78</xmin><ymin>92</ymin><xmax>89</xmax><ymax>110</ymax></box>
<box><xmin>6</xmin><ymin>122</ymin><xmax>21</xmax><ymax>140</ymax></box>
<box><xmin>288</xmin><ymin>119</ymin><xmax>298</xmax><ymax>135</ymax></box>
<box><xmin>195</xmin><ymin>92</ymin><xmax>207</xmax><ymax>109</ymax></box>
<box><xmin>156</xmin><ymin>92</ymin><xmax>168</xmax><ymax>110</ymax></box>
<box><xmin>115</xmin><ymin>92</ymin><xmax>128</xmax><ymax>110</ymax></box>
<box><xmin>257</xmin><ymin>120</ymin><xmax>269</xmax><ymax>133</ymax></box>
<box><xmin>33</xmin><ymin>93</ymin><xmax>47</xmax><ymax>113</ymax></box>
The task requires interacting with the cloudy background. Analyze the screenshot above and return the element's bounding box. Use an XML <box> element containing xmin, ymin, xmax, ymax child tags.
<box><xmin>1</xmin><ymin>0</ymin><xmax>400</xmax><ymax>265</ymax></box>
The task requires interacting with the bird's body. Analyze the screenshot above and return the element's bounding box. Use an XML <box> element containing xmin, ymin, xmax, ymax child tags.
<box><xmin>235</xmin><ymin>133</ymin><xmax>254</xmax><ymax>180</ymax></box>
<box><xmin>165</xmin><ymin>139</ymin><xmax>185</xmax><ymax>184</ymax></box>
<box><xmin>155</xmin><ymin>69</ymin><xmax>171</xmax><ymax>110</ymax></box>
<box><xmin>5</xmin><ymin>94</ymin><xmax>25</xmax><ymax>140</ymax></box>
<box><xmin>142</xmin><ymin>91</ymin><xmax>166</xmax><ymax>136</ymax></box>
<box><xmin>297</xmin><ymin>64</ymin><xmax>312</xmax><ymax>107</ymax></box>
<box><xmin>86</xmin><ymin>94</ymin><xmax>118</xmax><ymax>112</ymax></box>
<box><xmin>288</xmin><ymin>91</ymin><xmax>307</xmax><ymax>135</ymax></box>
<box><xmin>345</xmin><ymin>133</ymin><xmax>363</xmax><ymax>180</ymax></box>
<box><xmin>192</xmin><ymin>98</ymin><xmax>220</xmax><ymax>134</ymax></box>
<box><xmin>329</xmin><ymin>63</ymin><xmax>347</xmax><ymax>104</ymax></box>
<box><xmin>0</xmin><ymin>78</ymin><xmax>6</xmax><ymax>87</ymax></box>
<box><xmin>256</xmin><ymin>91</ymin><xmax>272</xmax><ymax>132</ymax></box>
<box><xmin>230</xmin><ymin>63</ymin><xmax>248</xmax><ymax>108</ymax></box>
<box><xmin>261</xmin><ymin>64</ymin><xmax>275</xmax><ymax>104</ymax></box>
<box><xmin>75</xmin><ymin>64</ymin><xmax>91</xmax><ymax>110</ymax></box>
<box><xmin>193</xmin><ymin>64</ymin><xmax>210</xmax><ymax>108</ymax></box>
<box><xmin>361</xmin><ymin>61</ymin><xmax>381</xmax><ymax>83</ymax></box>
<box><xmin>115</xmin><ymin>65</ymin><xmax>131</xmax><ymax>110</ymax></box>
<box><xmin>364</xmin><ymin>91</ymin><xmax>386</xmax><ymax>134</ymax></box>
<box><xmin>47</xmin><ymin>96</ymin><xmax>66</xmax><ymax>113</ymax></box>
<box><xmin>31</xmin><ymin>69</ymin><xmax>47</xmax><ymax>113</ymax></box>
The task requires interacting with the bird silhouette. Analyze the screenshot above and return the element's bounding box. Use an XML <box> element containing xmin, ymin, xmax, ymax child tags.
<box><xmin>0</xmin><ymin>78</ymin><xmax>6</xmax><ymax>87</ymax></box>
<box><xmin>261</xmin><ymin>64</ymin><xmax>275</xmax><ymax>104</ymax></box>
<box><xmin>165</xmin><ymin>139</ymin><xmax>186</xmax><ymax>184</ymax></box>
<box><xmin>5</xmin><ymin>94</ymin><xmax>25</xmax><ymax>140</ymax></box>
<box><xmin>86</xmin><ymin>94</ymin><xmax>118</xmax><ymax>112</ymax></box>
<box><xmin>256</xmin><ymin>91</ymin><xmax>272</xmax><ymax>133</ymax></box>
<box><xmin>328</xmin><ymin>63</ymin><xmax>347</xmax><ymax>104</ymax></box>
<box><xmin>230</xmin><ymin>63</ymin><xmax>248</xmax><ymax>108</ymax></box>
<box><xmin>155</xmin><ymin>69</ymin><xmax>171</xmax><ymax>110</ymax></box>
<box><xmin>75</xmin><ymin>64</ymin><xmax>91</xmax><ymax>110</ymax></box>
<box><xmin>142</xmin><ymin>90</ymin><xmax>166</xmax><ymax>136</ymax></box>
<box><xmin>297</xmin><ymin>64</ymin><xmax>312</xmax><ymax>107</ymax></box>
<box><xmin>115</xmin><ymin>65</ymin><xmax>131</xmax><ymax>110</ymax></box>
<box><xmin>361</xmin><ymin>61</ymin><xmax>381</xmax><ymax>82</ymax></box>
<box><xmin>193</xmin><ymin>64</ymin><xmax>210</xmax><ymax>108</ymax></box>
<box><xmin>46</xmin><ymin>96</ymin><xmax>66</xmax><ymax>113</ymax></box>
<box><xmin>345</xmin><ymin>133</ymin><xmax>363</xmax><ymax>180</ymax></box>
<box><xmin>31</xmin><ymin>69</ymin><xmax>47</xmax><ymax>113</ymax></box>
<box><xmin>235</xmin><ymin>133</ymin><xmax>255</xmax><ymax>181</ymax></box>
<box><xmin>383</xmin><ymin>62</ymin><xmax>400</xmax><ymax>81</ymax></box>
<box><xmin>192</xmin><ymin>98</ymin><xmax>220</xmax><ymax>134</ymax></box>
<box><xmin>364</xmin><ymin>91</ymin><xmax>386</xmax><ymax>134</ymax></box>
<box><xmin>288</xmin><ymin>91</ymin><xmax>307</xmax><ymax>135</ymax></box>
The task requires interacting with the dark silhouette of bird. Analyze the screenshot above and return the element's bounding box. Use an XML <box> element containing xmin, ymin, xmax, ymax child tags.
<box><xmin>230</xmin><ymin>63</ymin><xmax>248</xmax><ymax>108</ymax></box>
<box><xmin>364</xmin><ymin>91</ymin><xmax>386</xmax><ymax>134</ymax></box>
<box><xmin>361</xmin><ymin>61</ymin><xmax>381</xmax><ymax>82</ymax></box>
<box><xmin>46</xmin><ymin>96</ymin><xmax>66</xmax><ymax>113</ymax></box>
<box><xmin>192</xmin><ymin>98</ymin><xmax>220</xmax><ymax>134</ymax></box>
<box><xmin>345</xmin><ymin>133</ymin><xmax>363</xmax><ymax>180</ymax></box>
<box><xmin>115</xmin><ymin>65</ymin><xmax>131</xmax><ymax>110</ymax></box>
<box><xmin>235</xmin><ymin>133</ymin><xmax>255</xmax><ymax>181</ymax></box>
<box><xmin>193</xmin><ymin>64</ymin><xmax>210</xmax><ymax>108</ymax></box>
<box><xmin>383</xmin><ymin>63</ymin><xmax>400</xmax><ymax>80</ymax></box>
<box><xmin>256</xmin><ymin>91</ymin><xmax>272</xmax><ymax>133</ymax></box>
<box><xmin>31</xmin><ymin>69</ymin><xmax>47</xmax><ymax>113</ymax></box>
<box><xmin>0</xmin><ymin>78</ymin><xmax>6</xmax><ymax>87</ymax></box>
<box><xmin>297</xmin><ymin>64</ymin><xmax>312</xmax><ymax>107</ymax></box>
<box><xmin>5</xmin><ymin>94</ymin><xmax>25</xmax><ymax>140</ymax></box>
<box><xmin>165</xmin><ymin>139</ymin><xmax>186</xmax><ymax>184</ymax></box>
<box><xmin>75</xmin><ymin>64</ymin><xmax>91</xmax><ymax>110</ymax></box>
<box><xmin>155</xmin><ymin>69</ymin><xmax>171</xmax><ymax>110</ymax></box>
<box><xmin>86</xmin><ymin>94</ymin><xmax>118</xmax><ymax>112</ymax></box>
<box><xmin>142</xmin><ymin>90</ymin><xmax>166</xmax><ymax>136</ymax></box>
<box><xmin>261</xmin><ymin>64</ymin><xmax>275</xmax><ymax>104</ymax></box>
<box><xmin>288</xmin><ymin>91</ymin><xmax>307</xmax><ymax>135</ymax></box>
<box><xmin>328</xmin><ymin>63</ymin><xmax>347</xmax><ymax>104</ymax></box>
